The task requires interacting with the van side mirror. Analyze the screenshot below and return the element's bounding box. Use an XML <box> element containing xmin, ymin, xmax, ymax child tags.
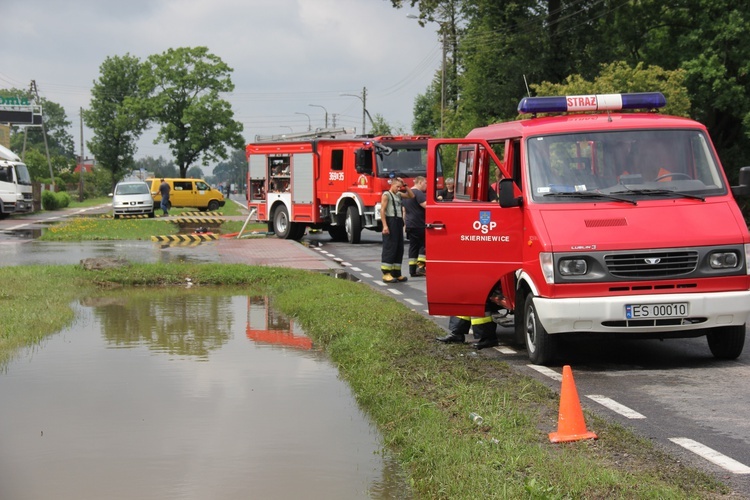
<box><xmin>355</xmin><ymin>148</ymin><xmax>373</xmax><ymax>174</ymax></box>
<box><xmin>499</xmin><ymin>178</ymin><xmax>522</xmax><ymax>207</ymax></box>
<box><xmin>731</xmin><ymin>166</ymin><xmax>750</xmax><ymax>197</ymax></box>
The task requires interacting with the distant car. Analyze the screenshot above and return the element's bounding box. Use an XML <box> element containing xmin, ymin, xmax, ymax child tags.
<box><xmin>110</xmin><ymin>181</ymin><xmax>155</xmax><ymax>219</ymax></box>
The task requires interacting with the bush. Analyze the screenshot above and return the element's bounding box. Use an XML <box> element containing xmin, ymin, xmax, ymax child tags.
<box><xmin>41</xmin><ymin>190</ymin><xmax>72</xmax><ymax>210</ymax></box>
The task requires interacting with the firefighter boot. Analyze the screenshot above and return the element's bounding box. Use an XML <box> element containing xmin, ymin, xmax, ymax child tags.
<box><xmin>393</xmin><ymin>269</ymin><xmax>408</xmax><ymax>282</ymax></box>
<box><xmin>382</xmin><ymin>273</ymin><xmax>396</xmax><ymax>284</ymax></box>
<box><xmin>474</xmin><ymin>320</ymin><xmax>499</xmax><ymax>350</ymax></box>
<box><xmin>437</xmin><ymin>316</ymin><xmax>470</xmax><ymax>343</ymax></box>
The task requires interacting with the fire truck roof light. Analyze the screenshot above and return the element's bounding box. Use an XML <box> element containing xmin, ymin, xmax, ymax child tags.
<box><xmin>517</xmin><ymin>92</ymin><xmax>666</xmax><ymax>114</ymax></box>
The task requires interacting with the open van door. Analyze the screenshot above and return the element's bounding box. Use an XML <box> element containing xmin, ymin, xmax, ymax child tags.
<box><xmin>426</xmin><ymin>139</ymin><xmax>524</xmax><ymax>316</ymax></box>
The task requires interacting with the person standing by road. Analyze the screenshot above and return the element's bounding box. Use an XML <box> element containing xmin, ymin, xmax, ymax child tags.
<box><xmin>159</xmin><ymin>178</ymin><xmax>170</xmax><ymax>216</ymax></box>
<box><xmin>403</xmin><ymin>176</ymin><xmax>427</xmax><ymax>277</ymax></box>
<box><xmin>380</xmin><ymin>177</ymin><xmax>414</xmax><ymax>283</ymax></box>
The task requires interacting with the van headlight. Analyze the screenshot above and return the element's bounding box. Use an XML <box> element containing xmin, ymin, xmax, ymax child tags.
<box><xmin>709</xmin><ymin>251</ymin><xmax>739</xmax><ymax>269</ymax></box>
<box><xmin>559</xmin><ymin>258</ymin><xmax>588</xmax><ymax>276</ymax></box>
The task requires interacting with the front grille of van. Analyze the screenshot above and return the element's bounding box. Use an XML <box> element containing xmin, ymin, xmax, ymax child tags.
<box><xmin>604</xmin><ymin>251</ymin><xmax>699</xmax><ymax>279</ymax></box>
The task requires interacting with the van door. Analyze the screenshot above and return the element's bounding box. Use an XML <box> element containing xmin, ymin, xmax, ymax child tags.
<box><xmin>426</xmin><ymin>139</ymin><xmax>524</xmax><ymax>316</ymax></box>
<box><xmin>172</xmin><ymin>180</ymin><xmax>195</xmax><ymax>207</ymax></box>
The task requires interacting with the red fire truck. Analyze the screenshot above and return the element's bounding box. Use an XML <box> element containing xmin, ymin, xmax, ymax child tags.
<box><xmin>426</xmin><ymin>92</ymin><xmax>750</xmax><ymax>364</ymax></box>
<box><xmin>246</xmin><ymin>129</ymin><xmax>432</xmax><ymax>243</ymax></box>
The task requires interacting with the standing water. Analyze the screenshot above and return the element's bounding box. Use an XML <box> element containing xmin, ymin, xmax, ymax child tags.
<box><xmin>0</xmin><ymin>291</ymin><xmax>410</xmax><ymax>499</ymax></box>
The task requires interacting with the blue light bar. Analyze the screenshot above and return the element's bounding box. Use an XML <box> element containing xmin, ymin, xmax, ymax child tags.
<box><xmin>518</xmin><ymin>92</ymin><xmax>666</xmax><ymax>114</ymax></box>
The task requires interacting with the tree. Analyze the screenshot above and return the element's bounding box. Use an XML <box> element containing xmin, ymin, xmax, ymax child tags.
<box><xmin>212</xmin><ymin>148</ymin><xmax>247</xmax><ymax>190</ymax></box>
<box><xmin>368</xmin><ymin>114</ymin><xmax>393</xmax><ymax>136</ymax></box>
<box><xmin>186</xmin><ymin>166</ymin><xmax>203</xmax><ymax>179</ymax></box>
<box><xmin>134</xmin><ymin>156</ymin><xmax>177</xmax><ymax>178</ymax></box>
<box><xmin>83</xmin><ymin>54</ymin><xmax>148</xmax><ymax>190</ymax></box>
<box><xmin>139</xmin><ymin>47</ymin><xmax>245</xmax><ymax>178</ymax></box>
<box><xmin>531</xmin><ymin>62</ymin><xmax>691</xmax><ymax>118</ymax></box>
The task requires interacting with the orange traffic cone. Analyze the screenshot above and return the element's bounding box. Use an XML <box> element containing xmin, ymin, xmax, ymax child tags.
<box><xmin>549</xmin><ymin>365</ymin><xmax>598</xmax><ymax>443</ymax></box>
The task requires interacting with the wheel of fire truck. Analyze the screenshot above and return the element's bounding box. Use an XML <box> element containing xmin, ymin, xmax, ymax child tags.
<box><xmin>706</xmin><ymin>325</ymin><xmax>746</xmax><ymax>359</ymax></box>
<box><xmin>523</xmin><ymin>294</ymin><xmax>557</xmax><ymax>365</ymax></box>
<box><xmin>273</xmin><ymin>205</ymin><xmax>293</xmax><ymax>239</ymax></box>
<box><xmin>345</xmin><ymin>205</ymin><xmax>362</xmax><ymax>244</ymax></box>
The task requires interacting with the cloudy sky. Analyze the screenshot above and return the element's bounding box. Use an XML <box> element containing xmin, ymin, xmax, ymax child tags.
<box><xmin>1</xmin><ymin>0</ymin><xmax>440</xmax><ymax>163</ymax></box>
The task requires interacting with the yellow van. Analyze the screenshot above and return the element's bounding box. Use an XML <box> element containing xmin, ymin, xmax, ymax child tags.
<box><xmin>147</xmin><ymin>178</ymin><xmax>226</xmax><ymax>211</ymax></box>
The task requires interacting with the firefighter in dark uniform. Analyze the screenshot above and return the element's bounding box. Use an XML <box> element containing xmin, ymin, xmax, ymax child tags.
<box><xmin>380</xmin><ymin>177</ymin><xmax>414</xmax><ymax>283</ymax></box>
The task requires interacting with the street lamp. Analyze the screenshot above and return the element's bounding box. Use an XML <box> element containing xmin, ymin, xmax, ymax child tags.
<box><xmin>280</xmin><ymin>126</ymin><xmax>293</xmax><ymax>133</ymax></box>
<box><xmin>309</xmin><ymin>104</ymin><xmax>328</xmax><ymax>128</ymax></box>
<box><xmin>341</xmin><ymin>87</ymin><xmax>367</xmax><ymax>135</ymax></box>
<box><xmin>407</xmin><ymin>13</ymin><xmax>447</xmax><ymax>136</ymax></box>
<box><xmin>295</xmin><ymin>112</ymin><xmax>311</xmax><ymax>131</ymax></box>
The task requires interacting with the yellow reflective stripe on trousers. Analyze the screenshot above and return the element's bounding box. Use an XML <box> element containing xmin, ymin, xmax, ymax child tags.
<box><xmin>471</xmin><ymin>316</ymin><xmax>493</xmax><ymax>326</ymax></box>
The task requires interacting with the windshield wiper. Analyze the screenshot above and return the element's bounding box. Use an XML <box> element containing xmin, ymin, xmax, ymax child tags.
<box><xmin>543</xmin><ymin>191</ymin><xmax>637</xmax><ymax>205</ymax></box>
<box><xmin>611</xmin><ymin>188</ymin><xmax>705</xmax><ymax>202</ymax></box>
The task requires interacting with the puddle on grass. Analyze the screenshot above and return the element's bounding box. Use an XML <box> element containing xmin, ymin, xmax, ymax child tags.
<box><xmin>0</xmin><ymin>291</ymin><xmax>410</xmax><ymax>500</ymax></box>
<box><xmin>1</xmin><ymin>228</ymin><xmax>45</xmax><ymax>239</ymax></box>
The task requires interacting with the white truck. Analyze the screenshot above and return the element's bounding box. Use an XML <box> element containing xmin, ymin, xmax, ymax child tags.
<box><xmin>0</xmin><ymin>144</ymin><xmax>33</xmax><ymax>218</ymax></box>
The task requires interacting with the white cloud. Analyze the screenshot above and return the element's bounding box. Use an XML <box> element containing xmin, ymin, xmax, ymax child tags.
<box><xmin>1</xmin><ymin>0</ymin><xmax>441</xmax><ymax>163</ymax></box>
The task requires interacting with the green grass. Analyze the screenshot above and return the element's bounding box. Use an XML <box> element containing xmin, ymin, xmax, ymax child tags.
<box><xmin>0</xmin><ymin>263</ymin><xmax>728</xmax><ymax>499</ymax></box>
<box><xmin>38</xmin><ymin>196</ymin><xmax>264</xmax><ymax>240</ymax></box>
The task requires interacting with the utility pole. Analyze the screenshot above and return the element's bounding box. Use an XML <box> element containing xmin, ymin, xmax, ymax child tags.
<box><xmin>79</xmin><ymin>107</ymin><xmax>84</xmax><ymax>202</ymax></box>
<box><xmin>341</xmin><ymin>87</ymin><xmax>367</xmax><ymax>135</ymax></box>
<box><xmin>309</xmin><ymin>104</ymin><xmax>329</xmax><ymax>128</ymax></box>
<box><xmin>30</xmin><ymin>80</ymin><xmax>55</xmax><ymax>188</ymax></box>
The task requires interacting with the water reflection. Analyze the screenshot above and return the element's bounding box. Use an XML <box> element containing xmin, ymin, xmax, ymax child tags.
<box><xmin>84</xmin><ymin>292</ymin><xmax>234</xmax><ymax>359</ymax></box>
<box><xmin>0</xmin><ymin>291</ymin><xmax>410</xmax><ymax>499</ymax></box>
<box><xmin>246</xmin><ymin>296</ymin><xmax>313</xmax><ymax>349</ymax></box>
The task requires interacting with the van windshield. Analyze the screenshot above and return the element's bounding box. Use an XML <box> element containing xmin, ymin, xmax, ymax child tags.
<box><xmin>527</xmin><ymin>129</ymin><xmax>726</xmax><ymax>203</ymax></box>
<box><xmin>116</xmin><ymin>183</ymin><xmax>150</xmax><ymax>195</ymax></box>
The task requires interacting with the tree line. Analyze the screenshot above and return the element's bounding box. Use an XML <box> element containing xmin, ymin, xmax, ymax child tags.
<box><xmin>397</xmin><ymin>0</ymin><xmax>750</xmax><ymax>180</ymax></box>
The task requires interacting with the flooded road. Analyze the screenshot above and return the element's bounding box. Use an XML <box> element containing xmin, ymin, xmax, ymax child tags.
<box><xmin>0</xmin><ymin>291</ymin><xmax>408</xmax><ymax>499</ymax></box>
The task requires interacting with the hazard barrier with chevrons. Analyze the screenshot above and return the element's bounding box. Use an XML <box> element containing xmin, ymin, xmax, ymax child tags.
<box><xmin>170</xmin><ymin>217</ymin><xmax>226</xmax><ymax>224</ymax></box>
<box><xmin>101</xmin><ymin>214</ymin><xmax>152</xmax><ymax>219</ymax></box>
<box><xmin>180</xmin><ymin>211</ymin><xmax>223</xmax><ymax>217</ymax></box>
<box><xmin>151</xmin><ymin>234</ymin><xmax>219</xmax><ymax>242</ymax></box>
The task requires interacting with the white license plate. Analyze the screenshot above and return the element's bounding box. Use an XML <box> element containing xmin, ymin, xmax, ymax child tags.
<box><xmin>625</xmin><ymin>303</ymin><xmax>688</xmax><ymax>319</ymax></box>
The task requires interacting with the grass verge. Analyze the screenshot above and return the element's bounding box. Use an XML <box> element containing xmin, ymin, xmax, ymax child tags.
<box><xmin>0</xmin><ymin>263</ymin><xmax>728</xmax><ymax>498</ymax></box>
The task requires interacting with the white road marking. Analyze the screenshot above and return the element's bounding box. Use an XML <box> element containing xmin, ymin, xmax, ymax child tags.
<box><xmin>349</xmin><ymin>267</ymin><xmax>362</xmax><ymax>272</ymax></box>
<box><xmin>669</xmin><ymin>438</ymin><xmax>750</xmax><ymax>474</ymax></box>
<box><xmin>586</xmin><ymin>395</ymin><xmax>646</xmax><ymax>419</ymax></box>
<box><xmin>340</xmin><ymin>262</ymin><xmax>352</xmax><ymax>267</ymax></box>
<box><xmin>319</xmin><ymin>251</ymin><xmax>332</xmax><ymax>256</ymax></box>
<box><xmin>493</xmin><ymin>346</ymin><xmax>516</xmax><ymax>355</ymax></box>
<box><xmin>374</xmin><ymin>281</ymin><xmax>387</xmax><ymax>287</ymax></box>
<box><xmin>361</xmin><ymin>273</ymin><xmax>373</xmax><ymax>278</ymax></box>
<box><xmin>6</xmin><ymin>224</ymin><xmax>29</xmax><ymax>230</ymax></box>
<box><xmin>526</xmin><ymin>364</ymin><xmax>562</xmax><ymax>382</ymax></box>
<box><xmin>333</xmin><ymin>257</ymin><xmax>343</xmax><ymax>262</ymax></box>
<box><xmin>387</xmin><ymin>289</ymin><xmax>403</xmax><ymax>296</ymax></box>
<box><xmin>404</xmin><ymin>298</ymin><xmax>422</xmax><ymax>306</ymax></box>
